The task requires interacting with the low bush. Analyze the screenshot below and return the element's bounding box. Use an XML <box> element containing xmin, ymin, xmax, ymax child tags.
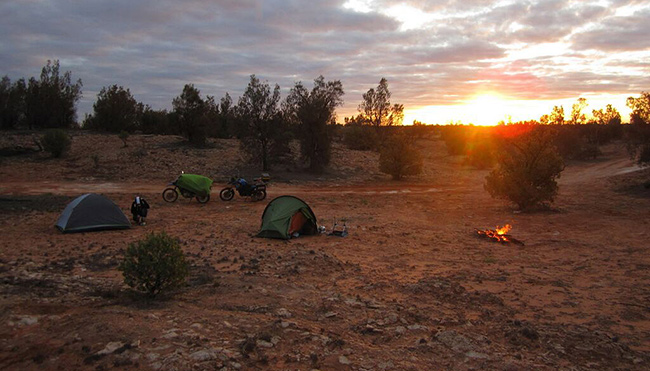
<box><xmin>379</xmin><ymin>134</ymin><xmax>423</xmax><ymax>180</ymax></box>
<box><xmin>41</xmin><ymin>129</ymin><xmax>71</xmax><ymax>158</ymax></box>
<box><xmin>342</xmin><ymin>125</ymin><xmax>378</xmax><ymax>151</ymax></box>
<box><xmin>485</xmin><ymin>128</ymin><xmax>564</xmax><ymax>210</ymax></box>
<box><xmin>118</xmin><ymin>232</ymin><xmax>189</xmax><ymax>298</ymax></box>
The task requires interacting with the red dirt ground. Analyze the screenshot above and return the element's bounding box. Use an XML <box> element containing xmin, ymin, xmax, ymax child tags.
<box><xmin>0</xmin><ymin>132</ymin><xmax>649</xmax><ymax>370</ymax></box>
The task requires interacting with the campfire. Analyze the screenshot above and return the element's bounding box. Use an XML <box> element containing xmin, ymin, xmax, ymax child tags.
<box><xmin>475</xmin><ymin>224</ymin><xmax>524</xmax><ymax>245</ymax></box>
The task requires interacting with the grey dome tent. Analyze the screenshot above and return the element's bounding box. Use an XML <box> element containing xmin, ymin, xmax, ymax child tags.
<box><xmin>56</xmin><ymin>193</ymin><xmax>131</xmax><ymax>233</ymax></box>
<box><xmin>257</xmin><ymin>195</ymin><xmax>317</xmax><ymax>239</ymax></box>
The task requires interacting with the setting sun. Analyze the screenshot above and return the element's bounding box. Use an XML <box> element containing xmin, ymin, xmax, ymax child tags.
<box><xmin>465</xmin><ymin>93</ymin><xmax>510</xmax><ymax>126</ymax></box>
<box><xmin>403</xmin><ymin>93</ymin><xmax>633</xmax><ymax>126</ymax></box>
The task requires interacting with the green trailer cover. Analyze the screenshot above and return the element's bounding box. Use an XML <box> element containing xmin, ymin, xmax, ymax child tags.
<box><xmin>176</xmin><ymin>174</ymin><xmax>213</xmax><ymax>197</ymax></box>
<box><xmin>257</xmin><ymin>195</ymin><xmax>317</xmax><ymax>239</ymax></box>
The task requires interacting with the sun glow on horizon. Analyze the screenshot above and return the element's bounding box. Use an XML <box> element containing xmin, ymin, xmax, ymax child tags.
<box><xmin>403</xmin><ymin>93</ymin><xmax>634</xmax><ymax>126</ymax></box>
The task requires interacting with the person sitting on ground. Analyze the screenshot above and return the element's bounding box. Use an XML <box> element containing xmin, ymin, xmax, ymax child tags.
<box><xmin>130</xmin><ymin>196</ymin><xmax>150</xmax><ymax>226</ymax></box>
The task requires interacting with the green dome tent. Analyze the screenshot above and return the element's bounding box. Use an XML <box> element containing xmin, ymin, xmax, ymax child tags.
<box><xmin>257</xmin><ymin>195</ymin><xmax>318</xmax><ymax>239</ymax></box>
<box><xmin>56</xmin><ymin>193</ymin><xmax>131</xmax><ymax>233</ymax></box>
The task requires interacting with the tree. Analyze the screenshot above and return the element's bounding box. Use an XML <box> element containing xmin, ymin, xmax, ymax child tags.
<box><xmin>0</xmin><ymin>76</ymin><xmax>26</xmax><ymax>129</ymax></box>
<box><xmin>213</xmin><ymin>93</ymin><xmax>235</xmax><ymax>138</ymax></box>
<box><xmin>569</xmin><ymin>98</ymin><xmax>588</xmax><ymax>125</ymax></box>
<box><xmin>85</xmin><ymin>85</ymin><xmax>143</xmax><ymax>132</ymax></box>
<box><xmin>24</xmin><ymin>60</ymin><xmax>82</xmax><ymax>129</ymax></box>
<box><xmin>485</xmin><ymin>128</ymin><xmax>564</xmax><ymax>210</ymax></box>
<box><xmin>356</xmin><ymin>78</ymin><xmax>404</xmax><ymax>148</ymax></box>
<box><xmin>379</xmin><ymin>133</ymin><xmax>423</xmax><ymax>180</ymax></box>
<box><xmin>172</xmin><ymin>84</ymin><xmax>208</xmax><ymax>145</ymax></box>
<box><xmin>141</xmin><ymin>107</ymin><xmax>173</xmax><ymax>135</ymax></box>
<box><xmin>236</xmin><ymin>75</ymin><xmax>286</xmax><ymax>171</ymax></box>
<box><xmin>592</xmin><ymin>104</ymin><xmax>622</xmax><ymax>126</ymax></box>
<box><xmin>625</xmin><ymin>92</ymin><xmax>650</xmax><ymax>165</ymax></box>
<box><xmin>548</xmin><ymin>105</ymin><xmax>565</xmax><ymax>125</ymax></box>
<box><xmin>284</xmin><ymin>76</ymin><xmax>344</xmax><ymax>173</ymax></box>
<box><xmin>626</xmin><ymin>91</ymin><xmax>650</xmax><ymax>125</ymax></box>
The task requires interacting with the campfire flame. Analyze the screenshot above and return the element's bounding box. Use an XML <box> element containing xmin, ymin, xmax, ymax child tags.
<box><xmin>495</xmin><ymin>224</ymin><xmax>511</xmax><ymax>235</ymax></box>
<box><xmin>475</xmin><ymin>224</ymin><xmax>524</xmax><ymax>245</ymax></box>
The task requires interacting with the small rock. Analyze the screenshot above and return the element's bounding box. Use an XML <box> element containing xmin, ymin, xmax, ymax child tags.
<box><xmin>466</xmin><ymin>351</ymin><xmax>488</xmax><ymax>359</ymax></box>
<box><xmin>189</xmin><ymin>349</ymin><xmax>217</xmax><ymax>361</ymax></box>
<box><xmin>277</xmin><ymin>308</ymin><xmax>292</xmax><ymax>318</ymax></box>
<box><xmin>339</xmin><ymin>355</ymin><xmax>351</xmax><ymax>365</ymax></box>
<box><xmin>435</xmin><ymin>330</ymin><xmax>475</xmax><ymax>352</ymax></box>
<box><xmin>256</xmin><ymin>340</ymin><xmax>274</xmax><ymax>348</ymax></box>
<box><xmin>324</xmin><ymin>312</ymin><xmax>338</xmax><ymax>318</ymax></box>
<box><xmin>97</xmin><ymin>342</ymin><xmax>124</xmax><ymax>356</ymax></box>
<box><xmin>407</xmin><ymin>324</ymin><xmax>428</xmax><ymax>331</ymax></box>
<box><xmin>395</xmin><ymin>326</ymin><xmax>407</xmax><ymax>335</ymax></box>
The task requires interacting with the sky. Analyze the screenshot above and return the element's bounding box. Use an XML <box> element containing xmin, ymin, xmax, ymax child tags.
<box><xmin>1</xmin><ymin>0</ymin><xmax>649</xmax><ymax>126</ymax></box>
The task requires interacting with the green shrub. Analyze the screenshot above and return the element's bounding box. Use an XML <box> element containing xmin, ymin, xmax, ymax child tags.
<box><xmin>41</xmin><ymin>129</ymin><xmax>71</xmax><ymax>158</ymax></box>
<box><xmin>379</xmin><ymin>134</ymin><xmax>423</xmax><ymax>180</ymax></box>
<box><xmin>91</xmin><ymin>153</ymin><xmax>100</xmax><ymax>168</ymax></box>
<box><xmin>440</xmin><ymin>126</ymin><xmax>468</xmax><ymax>155</ymax></box>
<box><xmin>118</xmin><ymin>130</ymin><xmax>129</xmax><ymax>147</ymax></box>
<box><xmin>118</xmin><ymin>232</ymin><xmax>189</xmax><ymax>298</ymax></box>
<box><xmin>485</xmin><ymin>128</ymin><xmax>564</xmax><ymax>210</ymax></box>
<box><xmin>343</xmin><ymin>125</ymin><xmax>378</xmax><ymax>151</ymax></box>
<box><xmin>465</xmin><ymin>136</ymin><xmax>496</xmax><ymax>169</ymax></box>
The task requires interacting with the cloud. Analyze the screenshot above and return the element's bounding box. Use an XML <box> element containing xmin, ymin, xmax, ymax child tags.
<box><xmin>571</xmin><ymin>8</ymin><xmax>650</xmax><ymax>51</ymax></box>
<box><xmin>0</xmin><ymin>0</ymin><xmax>648</xmax><ymax>120</ymax></box>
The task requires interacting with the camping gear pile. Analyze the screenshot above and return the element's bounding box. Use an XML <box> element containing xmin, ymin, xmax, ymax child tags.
<box><xmin>162</xmin><ymin>174</ymin><xmax>213</xmax><ymax>204</ymax></box>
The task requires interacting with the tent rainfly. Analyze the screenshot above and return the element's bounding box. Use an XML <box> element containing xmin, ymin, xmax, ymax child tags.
<box><xmin>56</xmin><ymin>193</ymin><xmax>131</xmax><ymax>233</ymax></box>
<box><xmin>257</xmin><ymin>195</ymin><xmax>318</xmax><ymax>239</ymax></box>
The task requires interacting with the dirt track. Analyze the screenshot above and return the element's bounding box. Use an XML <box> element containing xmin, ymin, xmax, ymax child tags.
<box><xmin>1</xmin><ymin>133</ymin><xmax>649</xmax><ymax>370</ymax></box>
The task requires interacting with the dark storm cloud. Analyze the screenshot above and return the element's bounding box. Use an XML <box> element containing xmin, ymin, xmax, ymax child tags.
<box><xmin>0</xmin><ymin>0</ymin><xmax>648</xmax><ymax>119</ymax></box>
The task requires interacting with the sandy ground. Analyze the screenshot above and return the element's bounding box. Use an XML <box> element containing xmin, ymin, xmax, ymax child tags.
<box><xmin>0</xmin><ymin>132</ymin><xmax>649</xmax><ymax>370</ymax></box>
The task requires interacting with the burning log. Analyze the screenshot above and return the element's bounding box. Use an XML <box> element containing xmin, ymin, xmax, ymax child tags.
<box><xmin>475</xmin><ymin>224</ymin><xmax>524</xmax><ymax>246</ymax></box>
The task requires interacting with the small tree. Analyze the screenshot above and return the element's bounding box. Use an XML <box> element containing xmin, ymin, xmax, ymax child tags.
<box><xmin>172</xmin><ymin>84</ymin><xmax>208</xmax><ymax>146</ymax></box>
<box><xmin>284</xmin><ymin>76</ymin><xmax>344</xmax><ymax>173</ymax></box>
<box><xmin>118</xmin><ymin>232</ymin><xmax>189</xmax><ymax>298</ymax></box>
<box><xmin>41</xmin><ymin>129</ymin><xmax>71</xmax><ymax>158</ymax></box>
<box><xmin>24</xmin><ymin>60</ymin><xmax>82</xmax><ymax>129</ymax></box>
<box><xmin>86</xmin><ymin>85</ymin><xmax>143</xmax><ymax>133</ymax></box>
<box><xmin>236</xmin><ymin>75</ymin><xmax>287</xmax><ymax>171</ymax></box>
<box><xmin>548</xmin><ymin>105</ymin><xmax>565</xmax><ymax>125</ymax></box>
<box><xmin>485</xmin><ymin>128</ymin><xmax>564</xmax><ymax>210</ymax></box>
<box><xmin>355</xmin><ymin>78</ymin><xmax>404</xmax><ymax>149</ymax></box>
<box><xmin>625</xmin><ymin>92</ymin><xmax>650</xmax><ymax>166</ymax></box>
<box><xmin>0</xmin><ymin>76</ymin><xmax>26</xmax><ymax>130</ymax></box>
<box><xmin>569</xmin><ymin>98</ymin><xmax>588</xmax><ymax>125</ymax></box>
<box><xmin>379</xmin><ymin>133</ymin><xmax>423</xmax><ymax>180</ymax></box>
